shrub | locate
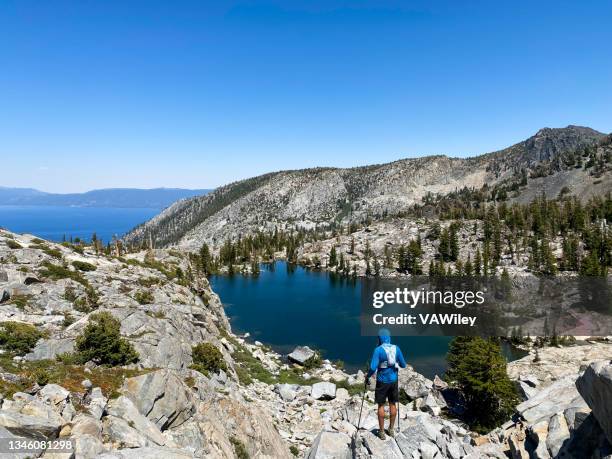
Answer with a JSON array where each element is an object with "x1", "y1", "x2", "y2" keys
[
  {"x1": 75, "y1": 312, "x2": 139, "y2": 366},
  {"x1": 290, "y1": 445, "x2": 299, "y2": 457},
  {"x1": 0, "y1": 322, "x2": 46, "y2": 355},
  {"x1": 303, "y1": 351, "x2": 322, "y2": 370},
  {"x1": 6, "y1": 240, "x2": 22, "y2": 249},
  {"x1": 191, "y1": 342, "x2": 227, "y2": 375},
  {"x1": 39, "y1": 262, "x2": 89, "y2": 286},
  {"x1": 138, "y1": 277, "x2": 160, "y2": 287},
  {"x1": 9, "y1": 294, "x2": 32, "y2": 310},
  {"x1": 229, "y1": 436, "x2": 249, "y2": 459},
  {"x1": 72, "y1": 260, "x2": 96, "y2": 272},
  {"x1": 63, "y1": 285, "x2": 78, "y2": 302},
  {"x1": 43, "y1": 247, "x2": 62, "y2": 259},
  {"x1": 134, "y1": 290, "x2": 154, "y2": 305},
  {"x1": 33, "y1": 368, "x2": 50, "y2": 386},
  {"x1": 62, "y1": 313, "x2": 75, "y2": 327}
]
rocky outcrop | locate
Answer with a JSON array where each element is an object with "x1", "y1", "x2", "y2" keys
[
  {"x1": 576, "y1": 360, "x2": 612, "y2": 444},
  {"x1": 0, "y1": 230, "x2": 287, "y2": 458},
  {"x1": 500, "y1": 346, "x2": 612, "y2": 459}
]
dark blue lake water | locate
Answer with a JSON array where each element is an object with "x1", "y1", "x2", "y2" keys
[
  {"x1": 0, "y1": 205, "x2": 158, "y2": 243},
  {"x1": 212, "y1": 262, "x2": 456, "y2": 378}
]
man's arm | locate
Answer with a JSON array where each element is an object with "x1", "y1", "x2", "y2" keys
[
  {"x1": 396, "y1": 346, "x2": 407, "y2": 368},
  {"x1": 366, "y1": 347, "x2": 380, "y2": 379}
]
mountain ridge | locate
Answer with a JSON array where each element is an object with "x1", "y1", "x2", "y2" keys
[
  {"x1": 0, "y1": 187, "x2": 212, "y2": 209},
  {"x1": 123, "y1": 126, "x2": 610, "y2": 249}
]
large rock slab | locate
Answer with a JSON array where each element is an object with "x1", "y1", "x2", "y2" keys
[
  {"x1": 516, "y1": 374, "x2": 582, "y2": 423},
  {"x1": 306, "y1": 430, "x2": 351, "y2": 459},
  {"x1": 288, "y1": 345, "x2": 316, "y2": 365},
  {"x1": 576, "y1": 359, "x2": 612, "y2": 444},
  {"x1": 121, "y1": 369, "x2": 195, "y2": 430},
  {"x1": 106, "y1": 396, "x2": 166, "y2": 446},
  {"x1": 98, "y1": 447, "x2": 193, "y2": 459},
  {"x1": 0, "y1": 411, "x2": 62, "y2": 439},
  {"x1": 311, "y1": 381, "x2": 336, "y2": 400}
]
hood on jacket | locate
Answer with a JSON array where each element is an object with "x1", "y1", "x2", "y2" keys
[{"x1": 378, "y1": 328, "x2": 391, "y2": 345}]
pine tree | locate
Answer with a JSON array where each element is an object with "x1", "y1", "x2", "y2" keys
[
  {"x1": 474, "y1": 248, "x2": 482, "y2": 276},
  {"x1": 450, "y1": 223, "x2": 460, "y2": 261},
  {"x1": 445, "y1": 337, "x2": 519, "y2": 431},
  {"x1": 329, "y1": 246, "x2": 338, "y2": 267},
  {"x1": 464, "y1": 256, "x2": 473, "y2": 276}
]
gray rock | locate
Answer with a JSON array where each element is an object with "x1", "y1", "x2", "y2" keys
[
  {"x1": 0, "y1": 411, "x2": 62, "y2": 439},
  {"x1": 311, "y1": 382, "x2": 336, "y2": 400},
  {"x1": 516, "y1": 374, "x2": 580, "y2": 423},
  {"x1": 106, "y1": 396, "x2": 166, "y2": 446},
  {"x1": 121, "y1": 369, "x2": 194, "y2": 430},
  {"x1": 24, "y1": 338, "x2": 75, "y2": 361},
  {"x1": 103, "y1": 415, "x2": 151, "y2": 448},
  {"x1": 38, "y1": 384, "x2": 70, "y2": 406},
  {"x1": 508, "y1": 431, "x2": 529, "y2": 459},
  {"x1": 71, "y1": 414, "x2": 103, "y2": 439},
  {"x1": 87, "y1": 387, "x2": 108, "y2": 420},
  {"x1": 306, "y1": 430, "x2": 351, "y2": 459},
  {"x1": 433, "y1": 374, "x2": 448, "y2": 391},
  {"x1": 288, "y1": 346, "x2": 316, "y2": 365},
  {"x1": 360, "y1": 430, "x2": 404, "y2": 458},
  {"x1": 81, "y1": 379, "x2": 93, "y2": 390},
  {"x1": 97, "y1": 447, "x2": 193, "y2": 459},
  {"x1": 546, "y1": 412, "x2": 570, "y2": 457},
  {"x1": 517, "y1": 380, "x2": 539, "y2": 399},
  {"x1": 398, "y1": 366, "x2": 433, "y2": 400},
  {"x1": 276, "y1": 383, "x2": 298, "y2": 402},
  {"x1": 73, "y1": 434, "x2": 106, "y2": 458},
  {"x1": 576, "y1": 359, "x2": 612, "y2": 444}
]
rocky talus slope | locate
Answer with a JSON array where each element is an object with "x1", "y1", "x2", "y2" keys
[
  {"x1": 1, "y1": 230, "x2": 612, "y2": 458},
  {"x1": 123, "y1": 126, "x2": 608, "y2": 250}
]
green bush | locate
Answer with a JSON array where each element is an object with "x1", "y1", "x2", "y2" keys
[
  {"x1": 303, "y1": 351, "x2": 322, "y2": 370},
  {"x1": 6, "y1": 240, "x2": 22, "y2": 249},
  {"x1": 191, "y1": 342, "x2": 227, "y2": 375},
  {"x1": 75, "y1": 312, "x2": 139, "y2": 366},
  {"x1": 72, "y1": 260, "x2": 96, "y2": 272},
  {"x1": 0, "y1": 322, "x2": 46, "y2": 355},
  {"x1": 229, "y1": 436, "x2": 249, "y2": 459},
  {"x1": 134, "y1": 290, "x2": 154, "y2": 305},
  {"x1": 9, "y1": 294, "x2": 32, "y2": 310},
  {"x1": 42, "y1": 247, "x2": 62, "y2": 259},
  {"x1": 39, "y1": 262, "x2": 89, "y2": 286},
  {"x1": 33, "y1": 368, "x2": 50, "y2": 386}
]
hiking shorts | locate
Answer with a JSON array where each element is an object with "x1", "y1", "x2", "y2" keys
[{"x1": 375, "y1": 380, "x2": 399, "y2": 405}]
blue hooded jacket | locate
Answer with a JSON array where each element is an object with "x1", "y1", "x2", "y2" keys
[{"x1": 366, "y1": 329, "x2": 407, "y2": 384}]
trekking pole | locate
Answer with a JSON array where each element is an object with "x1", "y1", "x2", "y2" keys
[
  {"x1": 397, "y1": 398, "x2": 400, "y2": 433},
  {"x1": 356, "y1": 380, "x2": 366, "y2": 431}
]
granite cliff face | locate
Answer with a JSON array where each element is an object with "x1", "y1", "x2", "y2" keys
[{"x1": 124, "y1": 126, "x2": 609, "y2": 250}]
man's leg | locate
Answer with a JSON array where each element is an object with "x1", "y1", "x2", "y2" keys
[
  {"x1": 377, "y1": 403, "x2": 386, "y2": 433},
  {"x1": 388, "y1": 402, "x2": 397, "y2": 432}
]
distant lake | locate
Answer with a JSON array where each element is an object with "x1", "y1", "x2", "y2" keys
[{"x1": 0, "y1": 205, "x2": 158, "y2": 243}]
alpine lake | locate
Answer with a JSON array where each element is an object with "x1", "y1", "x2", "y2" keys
[{"x1": 211, "y1": 262, "x2": 526, "y2": 379}]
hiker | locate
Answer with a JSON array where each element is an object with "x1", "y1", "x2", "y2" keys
[{"x1": 365, "y1": 328, "x2": 407, "y2": 440}]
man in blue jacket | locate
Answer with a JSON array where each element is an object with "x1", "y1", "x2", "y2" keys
[{"x1": 366, "y1": 328, "x2": 407, "y2": 439}]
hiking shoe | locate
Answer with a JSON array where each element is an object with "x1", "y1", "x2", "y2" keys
[
  {"x1": 377, "y1": 430, "x2": 386, "y2": 440},
  {"x1": 387, "y1": 428, "x2": 395, "y2": 438}
]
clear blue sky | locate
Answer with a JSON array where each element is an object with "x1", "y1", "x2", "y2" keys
[{"x1": 1, "y1": 1, "x2": 611, "y2": 192}]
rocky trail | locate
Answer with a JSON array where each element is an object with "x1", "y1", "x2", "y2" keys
[{"x1": 1, "y1": 229, "x2": 611, "y2": 458}]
